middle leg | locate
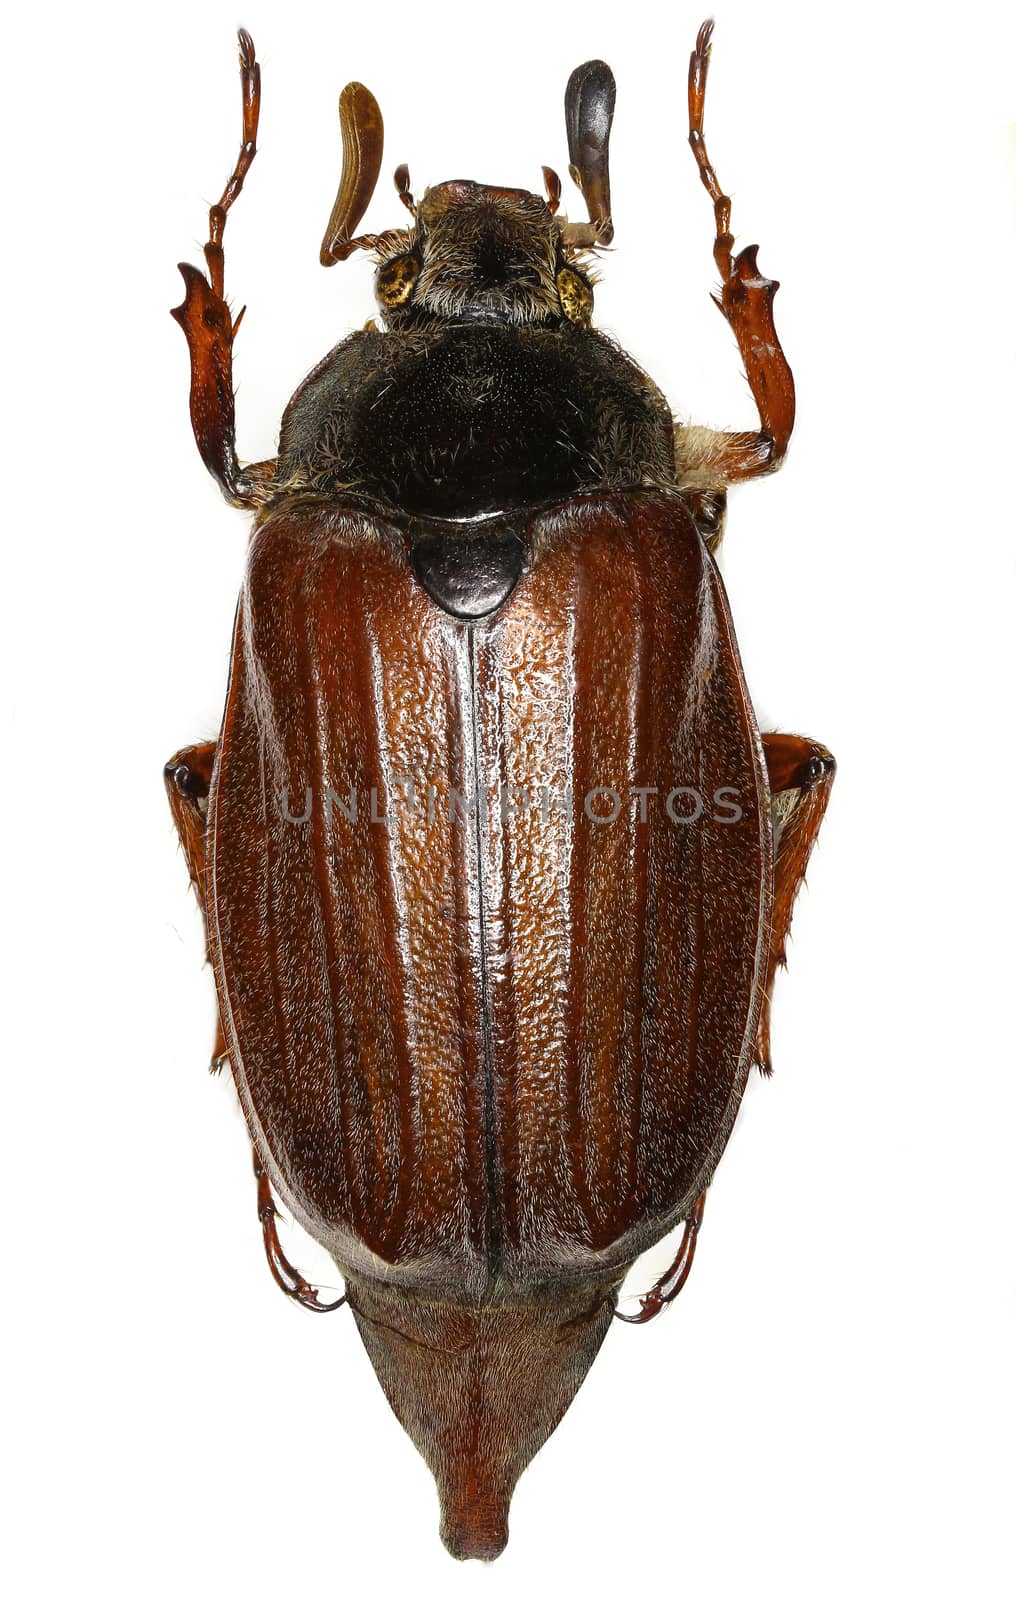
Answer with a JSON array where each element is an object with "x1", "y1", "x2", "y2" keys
[
  {"x1": 164, "y1": 740, "x2": 227, "y2": 1071},
  {"x1": 756, "y1": 732, "x2": 836, "y2": 1076}
]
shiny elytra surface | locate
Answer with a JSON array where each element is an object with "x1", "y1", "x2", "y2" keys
[{"x1": 209, "y1": 491, "x2": 770, "y2": 1299}]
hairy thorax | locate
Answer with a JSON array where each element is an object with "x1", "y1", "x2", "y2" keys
[{"x1": 271, "y1": 323, "x2": 675, "y2": 519}]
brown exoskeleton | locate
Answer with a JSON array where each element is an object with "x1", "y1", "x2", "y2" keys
[{"x1": 167, "y1": 22, "x2": 834, "y2": 1560}]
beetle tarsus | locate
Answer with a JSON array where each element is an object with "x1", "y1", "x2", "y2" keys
[
  {"x1": 255, "y1": 1155, "x2": 346, "y2": 1314},
  {"x1": 614, "y1": 1192, "x2": 707, "y2": 1324},
  {"x1": 204, "y1": 29, "x2": 261, "y2": 296}
]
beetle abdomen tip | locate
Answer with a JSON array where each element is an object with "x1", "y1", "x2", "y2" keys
[
  {"x1": 440, "y1": 1504, "x2": 509, "y2": 1563},
  {"x1": 346, "y1": 1275, "x2": 615, "y2": 1559}
]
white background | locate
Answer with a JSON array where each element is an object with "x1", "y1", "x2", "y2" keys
[{"x1": 4, "y1": 0, "x2": 1014, "y2": 1594}]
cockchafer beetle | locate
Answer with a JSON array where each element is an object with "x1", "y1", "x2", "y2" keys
[{"x1": 167, "y1": 20, "x2": 835, "y2": 1561}]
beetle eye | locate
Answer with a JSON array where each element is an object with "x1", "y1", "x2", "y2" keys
[
  {"x1": 556, "y1": 267, "x2": 593, "y2": 327},
  {"x1": 376, "y1": 253, "x2": 420, "y2": 308}
]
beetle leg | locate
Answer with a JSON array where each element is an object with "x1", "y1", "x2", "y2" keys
[
  {"x1": 684, "y1": 21, "x2": 795, "y2": 487},
  {"x1": 756, "y1": 734, "x2": 836, "y2": 1076},
  {"x1": 614, "y1": 1192, "x2": 706, "y2": 1324},
  {"x1": 672, "y1": 450, "x2": 729, "y2": 551},
  {"x1": 254, "y1": 1153, "x2": 346, "y2": 1313},
  {"x1": 166, "y1": 743, "x2": 343, "y2": 1309},
  {"x1": 171, "y1": 30, "x2": 276, "y2": 509},
  {"x1": 164, "y1": 741, "x2": 228, "y2": 1073},
  {"x1": 164, "y1": 742, "x2": 215, "y2": 902}
]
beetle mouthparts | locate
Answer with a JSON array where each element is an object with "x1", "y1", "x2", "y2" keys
[{"x1": 345, "y1": 1275, "x2": 616, "y2": 1560}]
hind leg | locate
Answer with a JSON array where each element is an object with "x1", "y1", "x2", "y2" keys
[
  {"x1": 617, "y1": 733, "x2": 835, "y2": 1324},
  {"x1": 166, "y1": 742, "x2": 344, "y2": 1312},
  {"x1": 615, "y1": 1191, "x2": 707, "y2": 1324}
]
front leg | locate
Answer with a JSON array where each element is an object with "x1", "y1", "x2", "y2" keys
[
  {"x1": 171, "y1": 30, "x2": 275, "y2": 509},
  {"x1": 678, "y1": 20, "x2": 796, "y2": 510}
]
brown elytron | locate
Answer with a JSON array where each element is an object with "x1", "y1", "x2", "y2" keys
[{"x1": 167, "y1": 22, "x2": 834, "y2": 1560}]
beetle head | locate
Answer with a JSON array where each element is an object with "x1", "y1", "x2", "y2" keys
[
  {"x1": 319, "y1": 63, "x2": 616, "y2": 333},
  {"x1": 374, "y1": 179, "x2": 589, "y2": 329}
]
